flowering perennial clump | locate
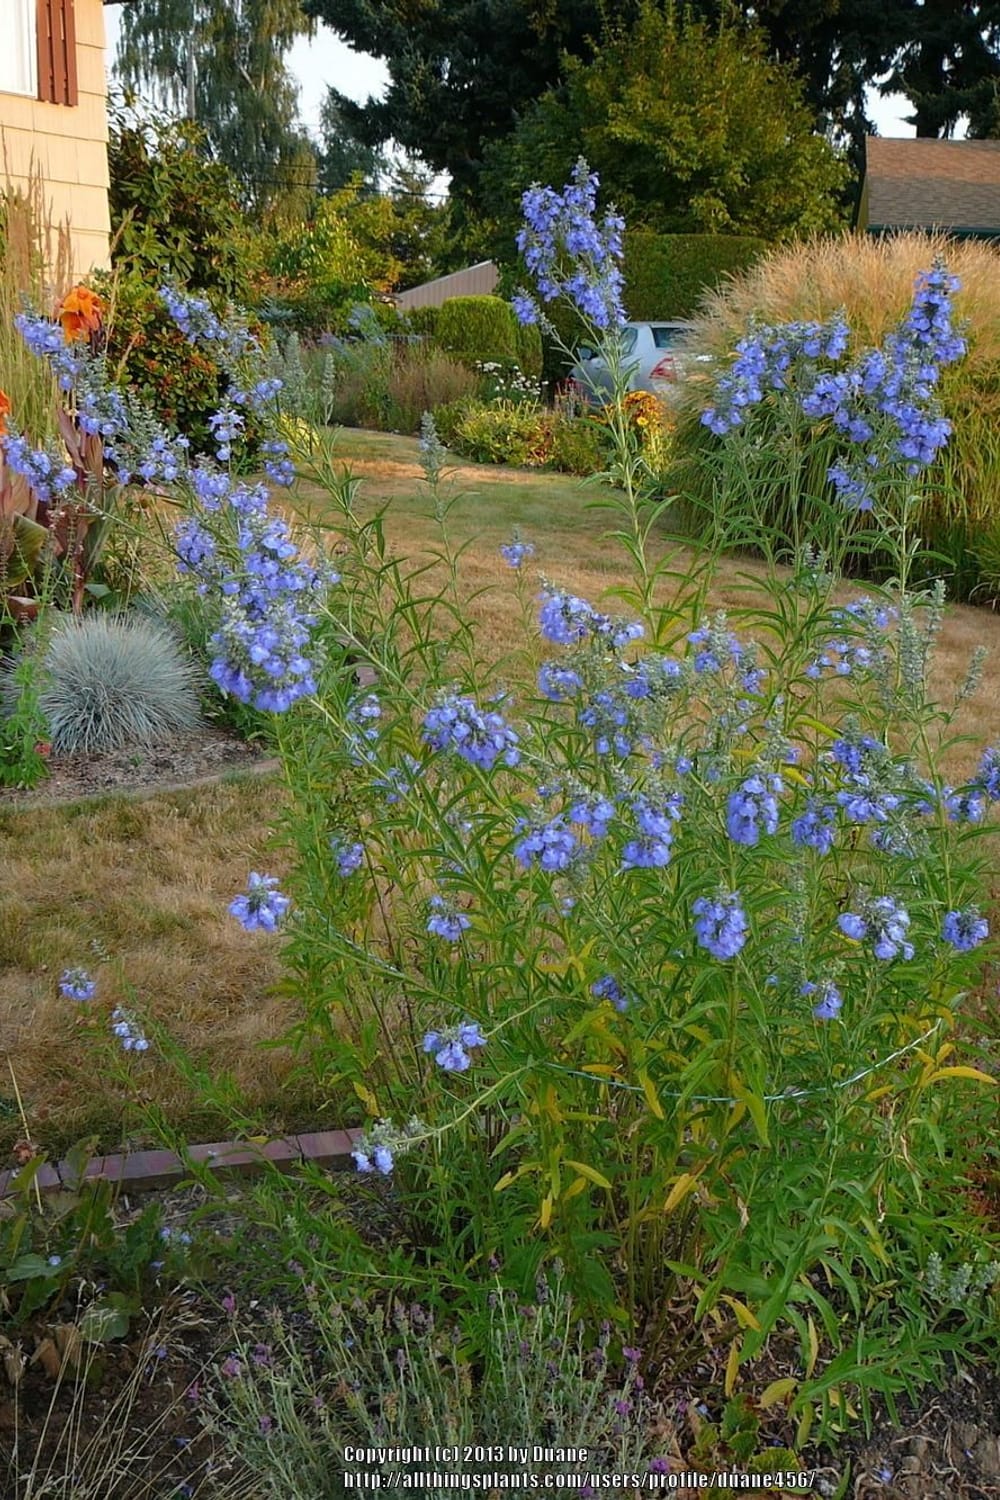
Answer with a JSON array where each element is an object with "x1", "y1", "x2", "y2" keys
[{"x1": 701, "y1": 262, "x2": 967, "y2": 510}]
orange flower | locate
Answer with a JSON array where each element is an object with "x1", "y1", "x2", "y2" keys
[
  {"x1": 0, "y1": 388, "x2": 10, "y2": 435},
  {"x1": 58, "y1": 284, "x2": 103, "y2": 343}
]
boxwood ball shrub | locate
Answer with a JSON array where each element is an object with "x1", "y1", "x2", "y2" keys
[
  {"x1": 25, "y1": 613, "x2": 202, "y2": 754},
  {"x1": 435, "y1": 294, "x2": 543, "y2": 379},
  {"x1": 668, "y1": 231, "x2": 1000, "y2": 601}
]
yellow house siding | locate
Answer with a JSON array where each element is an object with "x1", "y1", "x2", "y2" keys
[{"x1": 0, "y1": 0, "x2": 110, "y2": 279}]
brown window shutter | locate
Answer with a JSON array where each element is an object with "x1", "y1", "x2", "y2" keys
[{"x1": 36, "y1": 0, "x2": 78, "y2": 107}]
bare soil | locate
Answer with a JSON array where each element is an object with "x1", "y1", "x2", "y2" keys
[{"x1": 0, "y1": 728, "x2": 277, "y2": 812}]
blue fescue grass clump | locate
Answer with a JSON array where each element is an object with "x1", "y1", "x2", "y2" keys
[{"x1": 31, "y1": 613, "x2": 202, "y2": 754}]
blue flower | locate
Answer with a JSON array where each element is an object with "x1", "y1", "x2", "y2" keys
[
  {"x1": 693, "y1": 891, "x2": 749, "y2": 960},
  {"x1": 976, "y1": 746, "x2": 1000, "y2": 801},
  {"x1": 791, "y1": 801, "x2": 836, "y2": 855},
  {"x1": 330, "y1": 838, "x2": 364, "y2": 877},
  {"x1": 426, "y1": 895, "x2": 471, "y2": 942},
  {"x1": 110, "y1": 1007, "x2": 150, "y2": 1053},
  {"x1": 516, "y1": 161, "x2": 626, "y2": 329},
  {"x1": 229, "y1": 873, "x2": 291, "y2": 933},
  {"x1": 422, "y1": 1021, "x2": 487, "y2": 1072},
  {"x1": 59, "y1": 967, "x2": 96, "y2": 1002},
  {"x1": 839, "y1": 897, "x2": 914, "y2": 960},
  {"x1": 567, "y1": 795, "x2": 616, "y2": 839},
  {"x1": 538, "y1": 661, "x2": 584, "y2": 701},
  {"x1": 422, "y1": 694, "x2": 521, "y2": 771},
  {"x1": 803, "y1": 979, "x2": 843, "y2": 1021},
  {"x1": 538, "y1": 589, "x2": 598, "y2": 645},
  {"x1": 941, "y1": 908, "x2": 989, "y2": 952},
  {"x1": 514, "y1": 816, "x2": 579, "y2": 872},
  {"x1": 501, "y1": 538, "x2": 535, "y2": 568},
  {"x1": 591, "y1": 974, "x2": 632, "y2": 1012},
  {"x1": 726, "y1": 774, "x2": 781, "y2": 846}
]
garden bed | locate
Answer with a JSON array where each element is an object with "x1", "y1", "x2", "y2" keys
[{"x1": 0, "y1": 727, "x2": 276, "y2": 811}]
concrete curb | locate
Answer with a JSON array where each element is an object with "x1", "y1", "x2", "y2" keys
[{"x1": 0, "y1": 1127, "x2": 365, "y2": 1199}]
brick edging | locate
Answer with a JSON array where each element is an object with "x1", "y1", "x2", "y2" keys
[{"x1": 0, "y1": 1128, "x2": 365, "y2": 1198}]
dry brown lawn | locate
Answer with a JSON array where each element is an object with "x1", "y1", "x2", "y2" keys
[{"x1": 3, "y1": 427, "x2": 1000, "y2": 1155}]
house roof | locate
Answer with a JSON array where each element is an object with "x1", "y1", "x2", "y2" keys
[{"x1": 864, "y1": 136, "x2": 1000, "y2": 234}]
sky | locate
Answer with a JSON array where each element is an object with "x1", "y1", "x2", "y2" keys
[{"x1": 102, "y1": 10, "x2": 942, "y2": 156}]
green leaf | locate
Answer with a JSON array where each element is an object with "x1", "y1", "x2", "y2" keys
[{"x1": 79, "y1": 1294, "x2": 134, "y2": 1343}]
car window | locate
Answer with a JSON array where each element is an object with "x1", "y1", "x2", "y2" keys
[
  {"x1": 651, "y1": 326, "x2": 682, "y2": 349},
  {"x1": 621, "y1": 327, "x2": 639, "y2": 355}
]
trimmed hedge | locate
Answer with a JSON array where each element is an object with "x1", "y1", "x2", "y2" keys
[
  {"x1": 435, "y1": 295, "x2": 543, "y2": 378},
  {"x1": 623, "y1": 231, "x2": 768, "y2": 320},
  {"x1": 499, "y1": 232, "x2": 769, "y2": 387}
]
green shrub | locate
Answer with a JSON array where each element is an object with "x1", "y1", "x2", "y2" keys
[
  {"x1": 432, "y1": 396, "x2": 476, "y2": 448},
  {"x1": 209, "y1": 1271, "x2": 664, "y2": 1495},
  {"x1": 92, "y1": 270, "x2": 239, "y2": 459},
  {"x1": 406, "y1": 304, "x2": 441, "y2": 338},
  {"x1": 623, "y1": 230, "x2": 768, "y2": 320},
  {"x1": 107, "y1": 102, "x2": 252, "y2": 303},
  {"x1": 22, "y1": 613, "x2": 202, "y2": 754},
  {"x1": 549, "y1": 411, "x2": 613, "y2": 475},
  {"x1": 449, "y1": 398, "x2": 552, "y2": 466},
  {"x1": 434, "y1": 292, "x2": 536, "y2": 375}
]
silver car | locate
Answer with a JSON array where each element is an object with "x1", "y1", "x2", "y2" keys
[{"x1": 569, "y1": 321, "x2": 702, "y2": 404}]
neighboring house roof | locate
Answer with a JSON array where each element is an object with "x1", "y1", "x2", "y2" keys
[
  {"x1": 395, "y1": 261, "x2": 500, "y2": 310},
  {"x1": 862, "y1": 136, "x2": 1000, "y2": 237}
]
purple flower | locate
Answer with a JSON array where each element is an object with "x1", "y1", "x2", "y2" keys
[
  {"x1": 229, "y1": 872, "x2": 290, "y2": 933},
  {"x1": 514, "y1": 816, "x2": 579, "y2": 872},
  {"x1": 803, "y1": 979, "x2": 843, "y2": 1021},
  {"x1": 426, "y1": 895, "x2": 471, "y2": 942},
  {"x1": 59, "y1": 967, "x2": 96, "y2": 1002},
  {"x1": 693, "y1": 891, "x2": 749, "y2": 960},
  {"x1": 422, "y1": 694, "x2": 521, "y2": 771},
  {"x1": 501, "y1": 538, "x2": 535, "y2": 568},
  {"x1": 941, "y1": 908, "x2": 989, "y2": 952},
  {"x1": 591, "y1": 974, "x2": 632, "y2": 1012}
]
